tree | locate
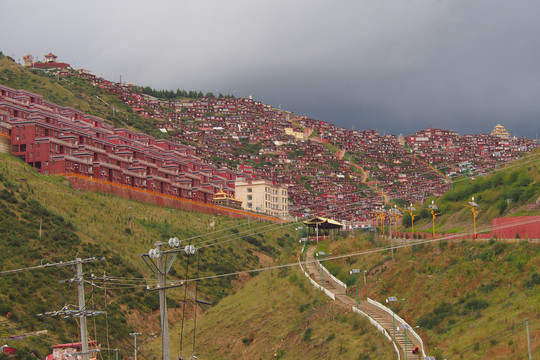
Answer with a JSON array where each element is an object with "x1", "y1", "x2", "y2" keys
[{"x1": 402, "y1": 212, "x2": 412, "y2": 228}]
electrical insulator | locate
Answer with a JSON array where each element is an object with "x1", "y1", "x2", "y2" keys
[
  {"x1": 168, "y1": 237, "x2": 180, "y2": 247},
  {"x1": 184, "y1": 245, "x2": 196, "y2": 255}
]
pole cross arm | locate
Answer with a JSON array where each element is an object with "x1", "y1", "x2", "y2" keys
[
  {"x1": 0, "y1": 257, "x2": 104, "y2": 277},
  {"x1": 146, "y1": 281, "x2": 184, "y2": 292},
  {"x1": 141, "y1": 251, "x2": 179, "y2": 275},
  {"x1": 67, "y1": 349, "x2": 100, "y2": 357}
]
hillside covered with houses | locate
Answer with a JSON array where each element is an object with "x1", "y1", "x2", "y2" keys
[{"x1": 1, "y1": 52, "x2": 538, "y2": 225}]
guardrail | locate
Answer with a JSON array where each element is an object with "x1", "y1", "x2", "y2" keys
[
  {"x1": 318, "y1": 260, "x2": 347, "y2": 289},
  {"x1": 298, "y1": 258, "x2": 335, "y2": 300},
  {"x1": 368, "y1": 298, "x2": 426, "y2": 358},
  {"x1": 352, "y1": 306, "x2": 400, "y2": 360},
  {"x1": 300, "y1": 257, "x2": 404, "y2": 359}
]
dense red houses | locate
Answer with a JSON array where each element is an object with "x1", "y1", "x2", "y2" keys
[
  {"x1": 0, "y1": 84, "x2": 241, "y2": 204},
  {"x1": 3, "y1": 50, "x2": 540, "y2": 224}
]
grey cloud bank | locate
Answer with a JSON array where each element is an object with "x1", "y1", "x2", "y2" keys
[{"x1": 2, "y1": 0, "x2": 539, "y2": 137}]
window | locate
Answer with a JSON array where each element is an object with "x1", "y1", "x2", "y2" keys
[
  {"x1": 247, "y1": 195, "x2": 252, "y2": 201},
  {"x1": 247, "y1": 188, "x2": 252, "y2": 193}
]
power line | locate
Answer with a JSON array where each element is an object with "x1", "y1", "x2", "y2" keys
[
  {"x1": 0, "y1": 257, "x2": 104, "y2": 277},
  {"x1": 173, "y1": 217, "x2": 540, "y2": 284}
]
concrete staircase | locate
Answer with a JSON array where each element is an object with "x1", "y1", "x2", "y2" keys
[{"x1": 303, "y1": 247, "x2": 423, "y2": 360}]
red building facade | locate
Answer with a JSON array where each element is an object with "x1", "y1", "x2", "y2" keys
[{"x1": 0, "y1": 84, "x2": 241, "y2": 204}]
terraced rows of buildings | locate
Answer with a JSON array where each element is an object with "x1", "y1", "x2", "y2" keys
[{"x1": 1, "y1": 53, "x2": 538, "y2": 223}]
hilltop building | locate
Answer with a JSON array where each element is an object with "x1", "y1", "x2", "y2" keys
[
  {"x1": 23, "y1": 52, "x2": 71, "y2": 70},
  {"x1": 491, "y1": 124, "x2": 510, "y2": 138}
]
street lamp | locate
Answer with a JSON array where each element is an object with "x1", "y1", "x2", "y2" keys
[
  {"x1": 390, "y1": 206, "x2": 401, "y2": 259},
  {"x1": 392, "y1": 205, "x2": 401, "y2": 239},
  {"x1": 381, "y1": 209, "x2": 388, "y2": 237},
  {"x1": 386, "y1": 297, "x2": 405, "y2": 343},
  {"x1": 350, "y1": 269, "x2": 361, "y2": 309},
  {"x1": 315, "y1": 251, "x2": 327, "y2": 287},
  {"x1": 428, "y1": 201, "x2": 440, "y2": 238},
  {"x1": 363, "y1": 269, "x2": 367, "y2": 285},
  {"x1": 401, "y1": 324, "x2": 419, "y2": 360},
  {"x1": 299, "y1": 238, "x2": 309, "y2": 271},
  {"x1": 468, "y1": 197, "x2": 480, "y2": 239},
  {"x1": 407, "y1": 204, "x2": 417, "y2": 237}
]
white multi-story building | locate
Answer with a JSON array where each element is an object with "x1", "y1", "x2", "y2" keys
[{"x1": 235, "y1": 179, "x2": 289, "y2": 218}]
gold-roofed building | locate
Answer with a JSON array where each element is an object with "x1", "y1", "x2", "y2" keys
[
  {"x1": 213, "y1": 189, "x2": 242, "y2": 209},
  {"x1": 491, "y1": 124, "x2": 510, "y2": 138}
]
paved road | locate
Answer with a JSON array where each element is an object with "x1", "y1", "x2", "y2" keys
[{"x1": 304, "y1": 247, "x2": 422, "y2": 360}]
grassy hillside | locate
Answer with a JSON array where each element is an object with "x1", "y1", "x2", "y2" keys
[
  {"x1": 316, "y1": 232, "x2": 540, "y2": 359},
  {"x1": 401, "y1": 148, "x2": 540, "y2": 234},
  {"x1": 166, "y1": 268, "x2": 394, "y2": 360},
  {"x1": 0, "y1": 153, "x2": 297, "y2": 358}
]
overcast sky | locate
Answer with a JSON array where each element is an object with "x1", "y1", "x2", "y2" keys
[{"x1": 1, "y1": 0, "x2": 539, "y2": 138}]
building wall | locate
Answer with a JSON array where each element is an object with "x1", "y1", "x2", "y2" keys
[
  {"x1": 491, "y1": 216, "x2": 540, "y2": 239},
  {"x1": 235, "y1": 179, "x2": 289, "y2": 218},
  {"x1": 0, "y1": 134, "x2": 10, "y2": 153},
  {"x1": 67, "y1": 175, "x2": 282, "y2": 222}
]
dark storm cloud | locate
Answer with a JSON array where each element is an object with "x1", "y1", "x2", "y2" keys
[{"x1": 1, "y1": 0, "x2": 539, "y2": 137}]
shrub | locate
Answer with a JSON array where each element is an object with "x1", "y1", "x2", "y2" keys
[
  {"x1": 463, "y1": 298, "x2": 488, "y2": 312},
  {"x1": 0, "y1": 303, "x2": 12, "y2": 316},
  {"x1": 417, "y1": 301, "x2": 454, "y2": 329},
  {"x1": 242, "y1": 336, "x2": 254, "y2": 345},
  {"x1": 303, "y1": 327, "x2": 313, "y2": 342},
  {"x1": 525, "y1": 272, "x2": 540, "y2": 288}
]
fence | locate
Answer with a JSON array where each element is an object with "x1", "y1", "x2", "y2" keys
[
  {"x1": 352, "y1": 306, "x2": 400, "y2": 360},
  {"x1": 318, "y1": 260, "x2": 347, "y2": 289},
  {"x1": 367, "y1": 298, "x2": 426, "y2": 358},
  {"x1": 298, "y1": 258, "x2": 335, "y2": 300}
]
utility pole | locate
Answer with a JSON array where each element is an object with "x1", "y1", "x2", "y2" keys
[
  {"x1": 157, "y1": 243, "x2": 170, "y2": 360},
  {"x1": 1, "y1": 257, "x2": 104, "y2": 360},
  {"x1": 130, "y1": 332, "x2": 142, "y2": 360},
  {"x1": 526, "y1": 318, "x2": 532, "y2": 360},
  {"x1": 76, "y1": 260, "x2": 90, "y2": 360},
  {"x1": 141, "y1": 238, "x2": 200, "y2": 360},
  {"x1": 141, "y1": 238, "x2": 188, "y2": 360}
]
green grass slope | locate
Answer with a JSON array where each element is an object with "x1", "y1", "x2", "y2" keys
[
  {"x1": 321, "y1": 233, "x2": 540, "y2": 359},
  {"x1": 0, "y1": 153, "x2": 297, "y2": 359},
  {"x1": 401, "y1": 148, "x2": 540, "y2": 234},
  {"x1": 152, "y1": 268, "x2": 395, "y2": 360}
]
